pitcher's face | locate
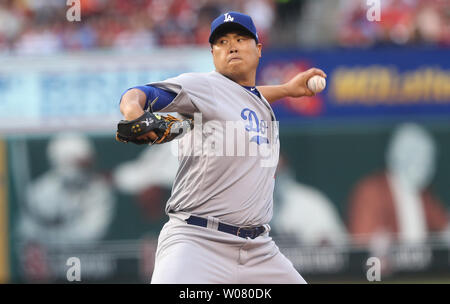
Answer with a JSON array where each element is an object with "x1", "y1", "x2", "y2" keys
[{"x1": 211, "y1": 31, "x2": 262, "y2": 83}]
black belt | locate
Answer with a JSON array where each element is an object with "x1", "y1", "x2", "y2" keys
[{"x1": 185, "y1": 215, "x2": 266, "y2": 239}]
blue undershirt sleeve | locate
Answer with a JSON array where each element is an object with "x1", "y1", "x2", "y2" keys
[{"x1": 119, "y1": 85, "x2": 177, "y2": 112}]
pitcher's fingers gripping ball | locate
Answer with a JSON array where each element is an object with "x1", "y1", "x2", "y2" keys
[
  {"x1": 116, "y1": 112, "x2": 193, "y2": 145},
  {"x1": 307, "y1": 75, "x2": 326, "y2": 93}
]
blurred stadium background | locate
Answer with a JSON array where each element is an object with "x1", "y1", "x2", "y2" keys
[{"x1": 0, "y1": 0, "x2": 450, "y2": 283}]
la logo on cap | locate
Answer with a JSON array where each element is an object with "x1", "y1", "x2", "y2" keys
[{"x1": 224, "y1": 13, "x2": 234, "y2": 22}]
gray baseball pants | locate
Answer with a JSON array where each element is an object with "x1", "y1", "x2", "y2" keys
[{"x1": 150, "y1": 213, "x2": 306, "y2": 284}]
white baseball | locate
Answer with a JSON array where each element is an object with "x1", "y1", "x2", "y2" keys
[{"x1": 307, "y1": 75, "x2": 326, "y2": 93}]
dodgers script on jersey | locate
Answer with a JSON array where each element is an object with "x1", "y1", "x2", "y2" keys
[{"x1": 149, "y1": 71, "x2": 280, "y2": 227}]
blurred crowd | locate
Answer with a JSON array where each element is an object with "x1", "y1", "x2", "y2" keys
[
  {"x1": 0, "y1": 0, "x2": 275, "y2": 54},
  {"x1": 0, "y1": 0, "x2": 449, "y2": 55},
  {"x1": 338, "y1": 0, "x2": 450, "y2": 47},
  {"x1": 298, "y1": 0, "x2": 450, "y2": 48}
]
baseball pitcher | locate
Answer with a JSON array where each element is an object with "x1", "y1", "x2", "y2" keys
[{"x1": 117, "y1": 11, "x2": 327, "y2": 283}]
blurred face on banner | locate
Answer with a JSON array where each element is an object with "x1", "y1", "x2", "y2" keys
[
  {"x1": 386, "y1": 123, "x2": 436, "y2": 190},
  {"x1": 47, "y1": 133, "x2": 94, "y2": 186},
  {"x1": 211, "y1": 27, "x2": 262, "y2": 84}
]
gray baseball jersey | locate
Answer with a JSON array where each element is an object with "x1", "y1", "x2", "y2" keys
[
  {"x1": 148, "y1": 71, "x2": 306, "y2": 284},
  {"x1": 149, "y1": 71, "x2": 280, "y2": 227}
]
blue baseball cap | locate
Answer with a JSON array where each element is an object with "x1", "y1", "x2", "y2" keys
[{"x1": 209, "y1": 12, "x2": 259, "y2": 44}]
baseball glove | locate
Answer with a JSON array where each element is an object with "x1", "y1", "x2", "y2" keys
[{"x1": 116, "y1": 111, "x2": 193, "y2": 145}]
